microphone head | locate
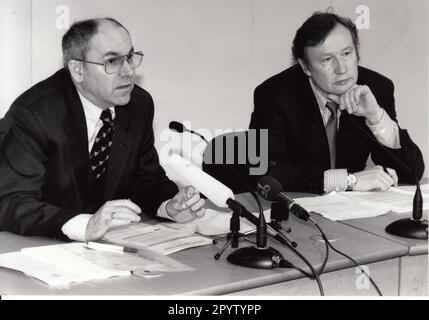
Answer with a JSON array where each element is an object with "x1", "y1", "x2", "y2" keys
[
  {"x1": 169, "y1": 121, "x2": 185, "y2": 133},
  {"x1": 257, "y1": 176, "x2": 283, "y2": 201}
]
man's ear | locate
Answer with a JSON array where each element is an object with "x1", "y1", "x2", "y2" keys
[
  {"x1": 68, "y1": 60, "x2": 84, "y2": 83},
  {"x1": 298, "y1": 58, "x2": 311, "y2": 77}
]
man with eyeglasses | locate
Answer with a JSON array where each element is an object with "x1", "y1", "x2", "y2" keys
[{"x1": 0, "y1": 18, "x2": 205, "y2": 241}]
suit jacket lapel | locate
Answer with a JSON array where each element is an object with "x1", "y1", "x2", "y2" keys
[
  {"x1": 61, "y1": 70, "x2": 90, "y2": 205},
  {"x1": 104, "y1": 106, "x2": 132, "y2": 199}
]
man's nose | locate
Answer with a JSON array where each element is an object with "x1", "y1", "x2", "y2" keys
[
  {"x1": 120, "y1": 59, "x2": 135, "y2": 77},
  {"x1": 334, "y1": 57, "x2": 348, "y2": 74}
]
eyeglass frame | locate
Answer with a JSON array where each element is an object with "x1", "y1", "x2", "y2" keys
[{"x1": 72, "y1": 51, "x2": 144, "y2": 74}]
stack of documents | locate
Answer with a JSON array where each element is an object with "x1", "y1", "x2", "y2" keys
[
  {"x1": 0, "y1": 241, "x2": 194, "y2": 287},
  {"x1": 0, "y1": 243, "x2": 132, "y2": 287},
  {"x1": 294, "y1": 184, "x2": 429, "y2": 221}
]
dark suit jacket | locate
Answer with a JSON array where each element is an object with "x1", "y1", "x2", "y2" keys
[
  {"x1": 0, "y1": 69, "x2": 178, "y2": 240},
  {"x1": 249, "y1": 64, "x2": 424, "y2": 193}
]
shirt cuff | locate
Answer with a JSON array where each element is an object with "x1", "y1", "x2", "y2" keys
[
  {"x1": 156, "y1": 200, "x2": 174, "y2": 221},
  {"x1": 324, "y1": 169, "x2": 348, "y2": 193},
  {"x1": 61, "y1": 214, "x2": 92, "y2": 242},
  {"x1": 366, "y1": 109, "x2": 401, "y2": 149}
]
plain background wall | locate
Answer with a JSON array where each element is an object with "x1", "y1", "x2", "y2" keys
[
  {"x1": 0, "y1": 0, "x2": 428, "y2": 181},
  {"x1": 0, "y1": 0, "x2": 32, "y2": 114}
]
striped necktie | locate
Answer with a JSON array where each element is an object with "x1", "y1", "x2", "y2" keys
[{"x1": 89, "y1": 109, "x2": 115, "y2": 180}]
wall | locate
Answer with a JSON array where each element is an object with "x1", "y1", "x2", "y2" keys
[
  {"x1": 1, "y1": 0, "x2": 427, "y2": 179},
  {"x1": 0, "y1": 0, "x2": 32, "y2": 113}
]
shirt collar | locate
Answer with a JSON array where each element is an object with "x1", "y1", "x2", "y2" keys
[
  {"x1": 77, "y1": 91, "x2": 115, "y2": 141},
  {"x1": 309, "y1": 78, "x2": 330, "y2": 109}
]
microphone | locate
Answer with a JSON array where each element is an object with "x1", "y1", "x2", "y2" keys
[
  {"x1": 169, "y1": 121, "x2": 185, "y2": 133},
  {"x1": 351, "y1": 123, "x2": 427, "y2": 239},
  {"x1": 169, "y1": 121, "x2": 209, "y2": 144},
  {"x1": 167, "y1": 154, "x2": 291, "y2": 248},
  {"x1": 171, "y1": 124, "x2": 298, "y2": 247},
  {"x1": 257, "y1": 176, "x2": 312, "y2": 222},
  {"x1": 169, "y1": 123, "x2": 275, "y2": 230}
]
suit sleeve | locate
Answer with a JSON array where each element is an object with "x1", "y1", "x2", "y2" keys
[
  {"x1": 130, "y1": 93, "x2": 178, "y2": 216},
  {"x1": 250, "y1": 85, "x2": 325, "y2": 193},
  {"x1": 0, "y1": 105, "x2": 78, "y2": 240},
  {"x1": 369, "y1": 80, "x2": 425, "y2": 183}
]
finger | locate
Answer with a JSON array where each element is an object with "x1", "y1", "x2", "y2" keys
[
  {"x1": 109, "y1": 219, "x2": 134, "y2": 228},
  {"x1": 348, "y1": 88, "x2": 359, "y2": 112},
  {"x1": 353, "y1": 85, "x2": 370, "y2": 101},
  {"x1": 373, "y1": 175, "x2": 389, "y2": 191},
  {"x1": 370, "y1": 166, "x2": 391, "y2": 191},
  {"x1": 107, "y1": 200, "x2": 141, "y2": 214},
  {"x1": 343, "y1": 90, "x2": 353, "y2": 114},
  {"x1": 387, "y1": 168, "x2": 399, "y2": 186},
  {"x1": 110, "y1": 205, "x2": 142, "y2": 217},
  {"x1": 379, "y1": 171, "x2": 394, "y2": 188},
  {"x1": 182, "y1": 193, "x2": 201, "y2": 209},
  {"x1": 111, "y1": 210, "x2": 141, "y2": 222},
  {"x1": 354, "y1": 85, "x2": 361, "y2": 106},
  {"x1": 192, "y1": 206, "x2": 205, "y2": 218},
  {"x1": 339, "y1": 93, "x2": 346, "y2": 112},
  {"x1": 190, "y1": 199, "x2": 205, "y2": 212}
]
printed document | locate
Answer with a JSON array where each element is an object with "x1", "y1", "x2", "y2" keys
[
  {"x1": 294, "y1": 184, "x2": 428, "y2": 221},
  {"x1": 103, "y1": 223, "x2": 213, "y2": 255},
  {"x1": 0, "y1": 243, "x2": 133, "y2": 287}
]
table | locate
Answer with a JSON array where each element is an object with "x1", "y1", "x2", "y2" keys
[
  {"x1": 339, "y1": 210, "x2": 428, "y2": 296},
  {"x1": 0, "y1": 193, "x2": 417, "y2": 296}
]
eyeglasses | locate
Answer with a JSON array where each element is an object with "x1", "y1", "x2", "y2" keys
[{"x1": 73, "y1": 51, "x2": 144, "y2": 74}]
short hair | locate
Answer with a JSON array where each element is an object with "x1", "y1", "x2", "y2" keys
[
  {"x1": 61, "y1": 17, "x2": 129, "y2": 70},
  {"x1": 292, "y1": 12, "x2": 360, "y2": 65}
]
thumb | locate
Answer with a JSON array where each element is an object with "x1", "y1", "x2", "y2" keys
[
  {"x1": 184, "y1": 185, "x2": 196, "y2": 198},
  {"x1": 326, "y1": 94, "x2": 340, "y2": 104}
]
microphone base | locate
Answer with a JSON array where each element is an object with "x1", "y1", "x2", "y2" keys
[
  {"x1": 385, "y1": 218, "x2": 428, "y2": 239},
  {"x1": 227, "y1": 246, "x2": 283, "y2": 269}
]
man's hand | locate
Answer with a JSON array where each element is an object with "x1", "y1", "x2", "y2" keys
[
  {"x1": 85, "y1": 199, "x2": 141, "y2": 241},
  {"x1": 328, "y1": 85, "x2": 383, "y2": 125},
  {"x1": 353, "y1": 166, "x2": 398, "y2": 191},
  {"x1": 165, "y1": 186, "x2": 205, "y2": 223}
]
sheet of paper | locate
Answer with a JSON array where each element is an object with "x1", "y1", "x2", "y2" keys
[
  {"x1": 294, "y1": 192, "x2": 392, "y2": 220},
  {"x1": 103, "y1": 223, "x2": 212, "y2": 256},
  {"x1": 0, "y1": 251, "x2": 84, "y2": 288},
  {"x1": 339, "y1": 184, "x2": 429, "y2": 214}
]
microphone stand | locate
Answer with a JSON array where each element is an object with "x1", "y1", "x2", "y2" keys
[
  {"x1": 385, "y1": 181, "x2": 428, "y2": 239},
  {"x1": 213, "y1": 204, "x2": 254, "y2": 260},
  {"x1": 226, "y1": 206, "x2": 284, "y2": 269},
  {"x1": 351, "y1": 123, "x2": 427, "y2": 239}
]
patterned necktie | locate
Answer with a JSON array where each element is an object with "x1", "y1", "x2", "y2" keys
[
  {"x1": 325, "y1": 102, "x2": 339, "y2": 169},
  {"x1": 89, "y1": 109, "x2": 115, "y2": 180}
]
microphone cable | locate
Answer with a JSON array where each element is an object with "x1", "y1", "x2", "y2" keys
[
  {"x1": 242, "y1": 179, "x2": 327, "y2": 294},
  {"x1": 309, "y1": 215, "x2": 383, "y2": 296},
  {"x1": 276, "y1": 235, "x2": 325, "y2": 296}
]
